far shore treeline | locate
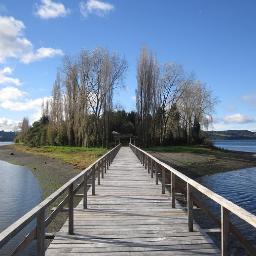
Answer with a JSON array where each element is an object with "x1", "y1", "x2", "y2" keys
[{"x1": 16, "y1": 47, "x2": 217, "y2": 148}]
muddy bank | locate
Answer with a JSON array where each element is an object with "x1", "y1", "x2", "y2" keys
[
  {"x1": 151, "y1": 149, "x2": 256, "y2": 178},
  {"x1": 0, "y1": 145, "x2": 81, "y2": 197},
  {"x1": 0, "y1": 145, "x2": 82, "y2": 233}
]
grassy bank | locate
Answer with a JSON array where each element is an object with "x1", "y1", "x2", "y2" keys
[
  {"x1": 0, "y1": 144, "x2": 107, "y2": 233},
  {"x1": 146, "y1": 145, "x2": 256, "y2": 178},
  {"x1": 13, "y1": 144, "x2": 107, "y2": 170}
]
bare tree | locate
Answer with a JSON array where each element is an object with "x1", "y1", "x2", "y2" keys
[
  {"x1": 82, "y1": 48, "x2": 127, "y2": 147},
  {"x1": 19, "y1": 117, "x2": 29, "y2": 141},
  {"x1": 63, "y1": 58, "x2": 79, "y2": 146},
  {"x1": 177, "y1": 80, "x2": 216, "y2": 143},
  {"x1": 136, "y1": 47, "x2": 159, "y2": 147},
  {"x1": 157, "y1": 63, "x2": 185, "y2": 144},
  {"x1": 41, "y1": 48, "x2": 127, "y2": 147}
]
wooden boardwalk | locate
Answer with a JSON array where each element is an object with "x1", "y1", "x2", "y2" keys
[{"x1": 46, "y1": 147, "x2": 219, "y2": 255}]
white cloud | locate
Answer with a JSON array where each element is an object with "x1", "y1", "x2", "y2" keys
[
  {"x1": 0, "y1": 89, "x2": 50, "y2": 130},
  {"x1": 223, "y1": 113, "x2": 255, "y2": 124},
  {"x1": 0, "y1": 86, "x2": 25, "y2": 101},
  {"x1": 36, "y1": 0, "x2": 70, "y2": 19},
  {"x1": 212, "y1": 122, "x2": 256, "y2": 131},
  {"x1": 21, "y1": 47, "x2": 63, "y2": 64},
  {"x1": 0, "y1": 16, "x2": 64, "y2": 63},
  {"x1": 211, "y1": 114, "x2": 256, "y2": 131},
  {"x1": 0, "y1": 67, "x2": 22, "y2": 86},
  {"x1": 0, "y1": 97, "x2": 48, "y2": 111},
  {"x1": 0, "y1": 16, "x2": 31, "y2": 63},
  {"x1": 80, "y1": 0, "x2": 114, "y2": 17},
  {"x1": 0, "y1": 85, "x2": 48, "y2": 122},
  {"x1": 31, "y1": 108, "x2": 44, "y2": 123},
  {"x1": 0, "y1": 117, "x2": 19, "y2": 131},
  {"x1": 131, "y1": 95, "x2": 136, "y2": 101}
]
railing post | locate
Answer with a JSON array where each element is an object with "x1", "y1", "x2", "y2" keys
[
  {"x1": 187, "y1": 183, "x2": 193, "y2": 232},
  {"x1": 92, "y1": 166, "x2": 96, "y2": 196},
  {"x1": 107, "y1": 156, "x2": 110, "y2": 169},
  {"x1": 145, "y1": 156, "x2": 147, "y2": 169},
  {"x1": 97, "y1": 163, "x2": 101, "y2": 185},
  {"x1": 83, "y1": 173, "x2": 87, "y2": 209},
  {"x1": 151, "y1": 160, "x2": 154, "y2": 178},
  {"x1": 155, "y1": 162, "x2": 158, "y2": 185},
  {"x1": 68, "y1": 183, "x2": 74, "y2": 235},
  {"x1": 161, "y1": 167, "x2": 165, "y2": 194},
  {"x1": 101, "y1": 160, "x2": 104, "y2": 179},
  {"x1": 104, "y1": 158, "x2": 107, "y2": 173},
  {"x1": 171, "y1": 172, "x2": 176, "y2": 208},
  {"x1": 36, "y1": 209, "x2": 45, "y2": 256},
  {"x1": 221, "y1": 206, "x2": 230, "y2": 256},
  {"x1": 110, "y1": 152, "x2": 112, "y2": 164},
  {"x1": 147, "y1": 157, "x2": 150, "y2": 173}
]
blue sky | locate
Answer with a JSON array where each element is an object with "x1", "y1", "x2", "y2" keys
[{"x1": 0, "y1": 0, "x2": 256, "y2": 131}]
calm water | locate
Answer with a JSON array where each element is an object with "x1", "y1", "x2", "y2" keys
[
  {"x1": 214, "y1": 139, "x2": 256, "y2": 153},
  {"x1": 0, "y1": 141, "x2": 14, "y2": 146},
  {"x1": 199, "y1": 168, "x2": 256, "y2": 252},
  {"x1": 199, "y1": 139, "x2": 256, "y2": 253},
  {"x1": 0, "y1": 160, "x2": 42, "y2": 255}
]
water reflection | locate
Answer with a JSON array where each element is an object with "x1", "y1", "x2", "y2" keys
[
  {"x1": 0, "y1": 160, "x2": 42, "y2": 255},
  {"x1": 198, "y1": 167, "x2": 256, "y2": 253}
]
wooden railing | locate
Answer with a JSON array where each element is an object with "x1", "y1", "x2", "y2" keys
[
  {"x1": 0, "y1": 144, "x2": 121, "y2": 256},
  {"x1": 129, "y1": 143, "x2": 256, "y2": 256}
]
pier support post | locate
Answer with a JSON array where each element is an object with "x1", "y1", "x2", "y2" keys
[
  {"x1": 36, "y1": 209, "x2": 45, "y2": 256},
  {"x1": 187, "y1": 183, "x2": 193, "y2": 232},
  {"x1": 101, "y1": 160, "x2": 104, "y2": 178},
  {"x1": 151, "y1": 160, "x2": 154, "y2": 178},
  {"x1": 171, "y1": 173, "x2": 176, "y2": 208},
  {"x1": 68, "y1": 184, "x2": 74, "y2": 235},
  {"x1": 221, "y1": 207, "x2": 230, "y2": 256},
  {"x1": 155, "y1": 162, "x2": 158, "y2": 185},
  {"x1": 97, "y1": 163, "x2": 101, "y2": 185},
  {"x1": 83, "y1": 173, "x2": 87, "y2": 209},
  {"x1": 92, "y1": 167, "x2": 96, "y2": 195},
  {"x1": 161, "y1": 167, "x2": 165, "y2": 194}
]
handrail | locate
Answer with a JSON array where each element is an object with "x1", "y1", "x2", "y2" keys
[
  {"x1": 0, "y1": 144, "x2": 121, "y2": 256},
  {"x1": 129, "y1": 143, "x2": 256, "y2": 256}
]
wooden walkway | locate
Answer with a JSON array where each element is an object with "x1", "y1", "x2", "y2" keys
[{"x1": 46, "y1": 147, "x2": 219, "y2": 255}]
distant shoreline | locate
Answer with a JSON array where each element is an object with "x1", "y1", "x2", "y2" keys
[
  {"x1": 205, "y1": 129, "x2": 256, "y2": 141},
  {"x1": 213, "y1": 138, "x2": 256, "y2": 140}
]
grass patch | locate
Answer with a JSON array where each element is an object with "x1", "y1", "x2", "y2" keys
[{"x1": 13, "y1": 144, "x2": 107, "y2": 169}]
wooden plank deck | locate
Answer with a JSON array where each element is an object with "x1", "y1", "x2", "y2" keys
[{"x1": 46, "y1": 147, "x2": 219, "y2": 255}]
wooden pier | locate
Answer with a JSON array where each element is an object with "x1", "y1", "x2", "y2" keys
[
  {"x1": 45, "y1": 147, "x2": 219, "y2": 255},
  {"x1": 0, "y1": 144, "x2": 256, "y2": 256}
]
